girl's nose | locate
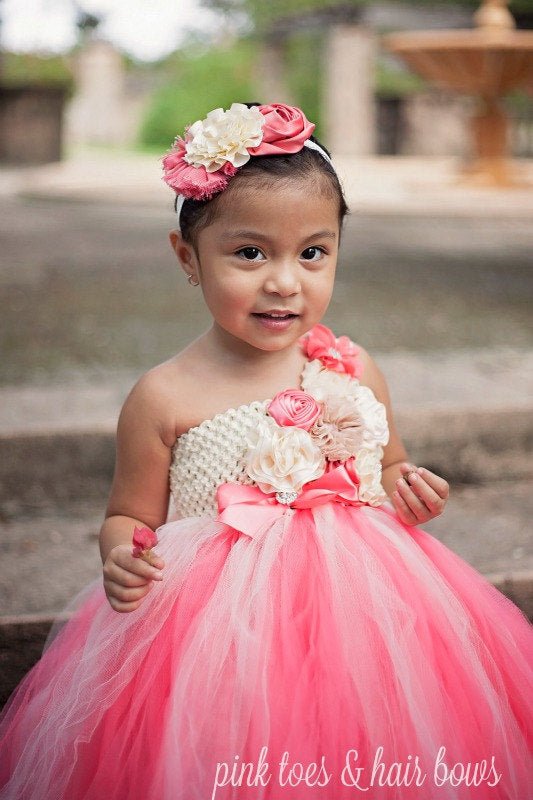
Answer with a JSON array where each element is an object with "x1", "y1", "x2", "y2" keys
[{"x1": 263, "y1": 260, "x2": 301, "y2": 296}]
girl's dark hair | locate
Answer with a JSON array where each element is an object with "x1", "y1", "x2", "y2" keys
[{"x1": 176, "y1": 104, "x2": 348, "y2": 246}]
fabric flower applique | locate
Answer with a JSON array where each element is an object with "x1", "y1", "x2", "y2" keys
[
  {"x1": 162, "y1": 137, "x2": 235, "y2": 201},
  {"x1": 184, "y1": 104, "x2": 264, "y2": 172},
  {"x1": 238, "y1": 327, "x2": 387, "y2": 510},
  {"x1": 310, "y1": 394, "x2": 364, "y2": 462},
  {"x1": 267, "y1": 388, "x2": 321, "y2": 431},
  {"x1": 300, "y1": 357, "x2": 360, "y2": 403},
  {"x1": 243, "y1": 385, "x2": 364, "y2": 504},
  {"x1": 132, "y1": 526, "x2": 159, "y2": 565},
  {"x1": 300, "y1": 324, "x2": 363, "y2": 378},
  {"x1": 244, "y1": 417, "x2": 325, "y2": 498},
  {"x1": 162, "y1": 102, "x2": 315, "y2": 201},
  {"x1": 248, "y1": 103, "x2": 315, "y2": 157},
  {"x1": 353, "y1": 448, "x2": 387, "y2": 506},
  {"x1": 356, "y1": 386, "x2": 389, "y2": 449}
]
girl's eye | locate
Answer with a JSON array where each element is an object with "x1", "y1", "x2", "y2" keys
[
  {"x1": 236, "y1": 247, "x2": 265, "y2": 262},
  {"x1": 301, "y1": 247, "x2": 325, "y2": 262}
]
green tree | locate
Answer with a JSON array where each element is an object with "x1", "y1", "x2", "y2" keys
[
  {"x1": 139, "y1": 39, "x2": 256, "y2": 149},
  {"x1": 0, "y1": 52, "x2": 74, "y2": 90},
  {"x1": 201, "y1": 0, "x2": 532, "y2": 30}
]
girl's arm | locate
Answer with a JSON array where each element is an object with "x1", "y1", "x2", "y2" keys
[
  {"x1": 99, "y1": 370, "x2": 175, "y2": 612},
  {"x1": 359, "y1": 350, "x2": 449, "y2": 526}
]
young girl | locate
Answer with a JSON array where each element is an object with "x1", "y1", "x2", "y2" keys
[{"x1": 0, "y1": 102, "x2": 531, "y2": 800}]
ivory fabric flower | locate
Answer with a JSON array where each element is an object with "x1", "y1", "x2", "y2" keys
[
  {"x1": 245, "y1": 418, "x2": 325, "y2": 494},
  {"x1": 355, "y1": 386, "x2": 390, "y2": 449},
  {"x1": 354, "y1": 448, "x2": 387, "y2": 506},
  {"x1": 301, "y1": 358, "x2": 360, "y2": 403},
  {"x1": 301, "y1": 324, "x2": 363, "y2": 378},
  {"x1": 184, "y1": 103, "x2": 264, "y2": 172},
  {"x1": 267, "y1": 389, "x2": 321, "y2": 432},
  {"x1": 310, "y1": 395, "x2": 363, "y2": 462}
]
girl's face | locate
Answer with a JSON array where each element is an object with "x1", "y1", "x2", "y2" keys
[{"x1": 172, "y1": 177, "x2": 340, "y2": 354}]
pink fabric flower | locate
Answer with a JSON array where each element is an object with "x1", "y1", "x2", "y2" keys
[
  {"x1": 132, "y1": 526, "x2": 159, "y2": 562},
  {"x1": 162, "y1": 103, "x2": 316, "y2": 199},
  {"x1": 162, "y1": 136, "x2": 235, "y2": 200},
  {"x1": 249, "y1": 104, "x2": 315, "y2": 157},
  {"x1": 268, "y1": 389, "x2": 322, "y2": 431},
  {"x1": 300, "y1": 324, "x2": 363, "y2": 378}
]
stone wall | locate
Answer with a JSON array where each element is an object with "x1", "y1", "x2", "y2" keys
[
  {"x1": 399, "y1": 89, "x2": 472, "y2": 157},
  {"x1": 377, "y1": 90, "x2": 533, "y2": 158},
  {"x1": 65, "y1": 40, "x2": 152, "y2": 147},
  {"x1": 0, "y1": 86, "x2": 67, "y2": 164}
]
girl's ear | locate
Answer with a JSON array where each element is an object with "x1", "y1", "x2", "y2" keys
[{"x1": 169, "y1": 229, "x2": 200, "y2": 283}]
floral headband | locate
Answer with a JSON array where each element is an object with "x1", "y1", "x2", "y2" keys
[{"x1": 161, "y1": 102, "x2": 334, "y2": 226}]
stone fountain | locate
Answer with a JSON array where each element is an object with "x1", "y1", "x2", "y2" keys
[{"x1": 385, "y1": 0, "x2": 533, "y2": 186}]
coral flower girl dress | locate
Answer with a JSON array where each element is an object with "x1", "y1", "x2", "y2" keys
[{"x1": 0, "y1": 324, "x2": 531, "y2": 800}]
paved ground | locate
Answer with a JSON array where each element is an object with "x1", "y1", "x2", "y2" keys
[
  {"x1": 1, "y1": 196, "x2": 533, "y2": 385},
  {"x1": 2, "y1": 149, "x2": 533, "y2": 217},
  {"x1": 1, "y1": 150, "x2": 532, "y2": 619}
]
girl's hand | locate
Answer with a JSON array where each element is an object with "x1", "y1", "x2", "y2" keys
[
  {"x1": 103, "y1": 543, "x2": 165, "y2": 613},
  {"x1": 392, "y1": 463, "x2": 449, "y2": 526}
]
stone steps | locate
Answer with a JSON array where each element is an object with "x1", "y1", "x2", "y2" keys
[
  {"x1": 1, "y1": 405, "x2": 531, "y2": 519},
  {"x1": 1, "y1": 349, "x2": 532, "y2": 707}
]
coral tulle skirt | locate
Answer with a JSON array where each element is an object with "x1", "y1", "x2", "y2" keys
[{"x1": 1, "y1": 503, "x2": 532, "y2": 799}]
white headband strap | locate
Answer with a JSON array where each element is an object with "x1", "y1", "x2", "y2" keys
[
  {"x1": 303, "y1": 138, "x2": 334, "y2": 166},
  {"x1": 175, "y1": 194, "x2": 186, "y2": 226},
  {"x1": 175, "y1": 139, "x2": 334, "y2": 228}
]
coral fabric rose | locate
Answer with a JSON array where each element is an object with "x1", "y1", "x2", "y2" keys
[
  {"x1": 132, "y1": 526, "x2": 159, "y2": 564},
  {"x1": 267, "y1": 389, "x2": 321, "y2": 432},
  {"x1": 249, "y1": 104, "x2": 315, "y2": 156},
  {"x1": 301, "y1": 324, "x2": 363, "y2": 378},
  {"x1": 245, "y1": 419, "x2": 325, "y2": 494},
  {"x1": 162, "y1": 137, "x2": 232, "y2": 200}
]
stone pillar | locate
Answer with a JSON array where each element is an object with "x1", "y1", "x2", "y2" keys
[
  {"x1": 254, "y1": 40, "x2": 293, "y2": 106},
  {"x1": 324, "y1": 25, "x2": 376, "y2": 156},
  {"x1": 66, "y1": 41, "x2": 126, "y2": 145}
]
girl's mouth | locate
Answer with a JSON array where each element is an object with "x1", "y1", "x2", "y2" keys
[
  {"x1": 252, "y1": 312, "x2": 299, "y2": 330},
  {"x1": 252, "y1": 312, "x2": 298, "y2": 319}
]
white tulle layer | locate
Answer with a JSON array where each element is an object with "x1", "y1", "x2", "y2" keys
[{"x1": 1, "y1": 503, "x2": 532, "y2": 799}]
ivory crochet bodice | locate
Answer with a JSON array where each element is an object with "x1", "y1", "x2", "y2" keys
[{"x1": 169, "y1": 348, "x2": 390, "y2": 519}]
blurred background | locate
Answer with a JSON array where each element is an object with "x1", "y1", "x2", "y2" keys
[
  {"x1": 1, "y1": 0, "x2": 533, "y2": 378},
  {"x1": 0, "y1": 0, "x2": 532, "y2": 702},
  {"x1": 1, "y1": 0, "x2": 533, "y2": 164}
]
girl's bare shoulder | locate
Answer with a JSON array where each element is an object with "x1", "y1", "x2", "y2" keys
[{"x1": 120, "y1": 341, "x2": 215, "y2": 446}]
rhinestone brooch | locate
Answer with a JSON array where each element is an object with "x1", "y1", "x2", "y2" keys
[
  {"x1": 275, "y1": 490, "x2": 298, "y2": 505},
  {"x1": 328, "y1": 347, "x2": 341, "y2": 359}
]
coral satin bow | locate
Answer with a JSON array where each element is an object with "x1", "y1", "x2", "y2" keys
[{"x1": 216, "y1": 458, "x2": 361, "y2": 538}]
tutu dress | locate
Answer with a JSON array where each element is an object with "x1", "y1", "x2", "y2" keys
[{"x1": 1, "y1": 325, "x2": 532, "y2": 800}]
